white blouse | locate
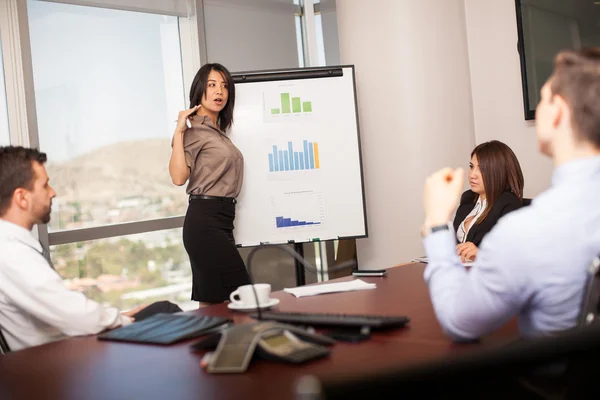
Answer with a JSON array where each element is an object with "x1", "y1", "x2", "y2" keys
[{"x1": 456, "y1": 196, "x2": 487, "y2": 243}]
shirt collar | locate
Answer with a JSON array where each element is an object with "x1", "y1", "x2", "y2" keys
[
  {"x1": 190, "y1": 114, "x2": 221, "y2": 133},
  {"x1": 0, "y1": 219, "x2": 43, "y2": 253},
  {"x1": 475, "y1": 195, "x2": 486, "y2": 209},
  {"x1": 552, "y1": 155, "x2": 600, "y2": 187}
]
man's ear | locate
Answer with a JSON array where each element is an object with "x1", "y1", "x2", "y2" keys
[
  {"x1": 552, "y1": 94, "x2": 567, "y2": 130},
  {"x1": 12, "y1": 188, "x2": 29, "y2": 210}
]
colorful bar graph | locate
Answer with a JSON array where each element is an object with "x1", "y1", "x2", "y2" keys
[
  {"x1": 274, "y1": 93, "x2": 312, "y2": 114},
  {"x1": 276, "y1": 216, "x2": 321, "y2": 228},
  {"x1": 268, "y1": 141, "x2": 321, "y2": 173}
]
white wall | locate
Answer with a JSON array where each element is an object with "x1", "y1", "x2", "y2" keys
[
  {"x1": 464, "y1": 0, "x2": 553, "y2": 198},
  {"x1": 336, "y1": 0, "x2": 476, "y2": 269},
  {"x1": 203, "y1": 0, "x2": 298, "y2": 72}
]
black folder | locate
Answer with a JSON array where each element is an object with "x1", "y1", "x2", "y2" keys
[{"x1": 97, "y1": 313, "x2": 231, "y2": 345}]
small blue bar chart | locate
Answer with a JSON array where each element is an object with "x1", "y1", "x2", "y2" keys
[
  {"x1": 268, "y1": 140, "x2": 320, "y2": 172},
  {"x1": 275, "y1": 216, "x2": 321, "y2": 228},
  {"x1": 271, "y1": 191, "x2": 325, "y2": 230}
]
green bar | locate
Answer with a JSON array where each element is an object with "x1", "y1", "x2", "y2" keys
[
  {"x1": 281, "y1": 93, "x2": 291, "y2": 114},
  {"x1": 271, "y1": 108, "x2": 280, "y2": 114},
  {"x1": 302, "y1": 101, "x2": 312, "y2": 112},
  {"x1": 292, "y1": 97, "x2": 301, "y2": 113}
]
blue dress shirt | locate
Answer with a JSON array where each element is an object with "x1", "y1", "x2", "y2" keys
[{"x1": 423, "y1": 156, "x2": 600, "y2": 341}]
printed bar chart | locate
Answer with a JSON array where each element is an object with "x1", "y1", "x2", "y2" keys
[
  {"x1": 271, "y1": 191, "x2": 325, "y2": 230},
  {"x1": 268, "y1": 140, "x2": 321, "y2": 172},
  {"x1": 276, "y1": 216, "x2": 320, "y2": 228},
  {"x1": 268, "y1": 92, "x2": 312, "y2": 116}
]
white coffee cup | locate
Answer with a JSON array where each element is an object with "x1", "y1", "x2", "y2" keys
[{"x1": 229, "y1": 283, "x2": 272, "y2": 307}]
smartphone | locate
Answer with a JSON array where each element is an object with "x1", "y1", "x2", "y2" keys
[{"x1": 352, "y1": 269, "x2": 387, "y2": 277}]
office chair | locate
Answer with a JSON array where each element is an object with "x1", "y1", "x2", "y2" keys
[
  {"x1": 297, "y1": 322, "x2": 600, "y2": 399},
  {"x1": 0, "y1": 327, "x2": 10, "y2": 354},
  {"x1": 577, "y1": 256, "x2": 600, "y2": 328}
]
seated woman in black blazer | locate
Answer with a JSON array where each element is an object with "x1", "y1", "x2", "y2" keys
[{"x1": 454, "y1": 140, "x2": 524, "y2": 262}]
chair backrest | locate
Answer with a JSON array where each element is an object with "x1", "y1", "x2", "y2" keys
[
  {"x1": 578, "y1": 256, "x2": 600, "y2": 328},
  {"x1": 0, "y1": 327, "x2": 10, "y2": 354}
]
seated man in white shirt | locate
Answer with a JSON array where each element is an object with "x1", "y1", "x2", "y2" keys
[
  {"x1": 421, "y1": 47, "x2": 600, "y2": 341},
  {"x1": 0, "y1": 146, "x2": 179, "y2": 351}
]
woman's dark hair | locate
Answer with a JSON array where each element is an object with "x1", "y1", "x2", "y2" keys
[
  {"x1": 471, "y1": 140, "x2": 524, "y2": 223},
  {"x1": 0, "y1": 146, "x2": 47, "y2": 216},
  {"x1": 189, "y1": 63, "x2": 236, "y2": 132}
]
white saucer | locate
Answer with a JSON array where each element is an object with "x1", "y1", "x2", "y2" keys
[{"x1": 227, "y1": 298, "x2": 280, "y2": 312}]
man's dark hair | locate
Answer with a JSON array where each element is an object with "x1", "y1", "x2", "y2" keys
[
  {"x1": 189, "y1": 63, "x2": 236, "y2": 132},
  {"x1": 0, "y1": 146, "x2": 47, "y2": 216},
  {"x1": 550, "y1": 47, "x2": 600, "y2": 148}
]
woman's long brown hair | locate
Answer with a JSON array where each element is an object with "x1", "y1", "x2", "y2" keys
[{"x1": 472, "y1": 140, "x2": 524, "y2": 223}]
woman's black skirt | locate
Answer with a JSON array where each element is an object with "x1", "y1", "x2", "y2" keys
[{"x1": 183, "y1": 197, "x2": 250, "y2": 303}]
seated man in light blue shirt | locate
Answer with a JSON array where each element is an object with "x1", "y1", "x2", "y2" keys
[{"x1": 421, "y1": 47, "x2": 600, "y2": 341}]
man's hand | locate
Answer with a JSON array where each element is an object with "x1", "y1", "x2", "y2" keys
[
  {"x1": 456, "y1": 242, "x2": 479, "y2": 262},
  {"x1": 121, "y1": 304, "x2": 147, "y2": 322},
  {"x1": 423, "y1": 167, "x2": 464, "y2": 231}
]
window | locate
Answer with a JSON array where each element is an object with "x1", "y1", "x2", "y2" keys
[
  {"x1": 27, "y1": 0, "x2": 186, "y2": 232},
  {"x1": 295, "y1": 14, "x2": 305, "y2": 67},
  {"x1": 314, "y1": 13, "x2": 327, "y2": 66},
  {"x1": 314, "y1": 0, "x2": 340, "y2": 66},
  {"x1": 51, "y1": 228, "x2": 195, "y2": 310},
  {"x1": 0, "y1": 39, "x2": 9, "y2": 145}
]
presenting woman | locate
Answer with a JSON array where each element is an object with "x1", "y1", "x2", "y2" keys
[
  {"x1": 454, "y1": 140, "x2": 524, "y2": 262},
  {"x1": 169, "y1": 63, "x2": 250, "y2": 305}
]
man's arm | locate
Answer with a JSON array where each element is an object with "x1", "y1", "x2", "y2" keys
[
  {"x1": 421, "y1": 168, "x2": 526, "y2": 341},
  {"x1": 424, "y1": 227, "x2": 525, "y2": 341},
  {"x1": 0, "y1": 247, "x2": 131, "y2": 336}
]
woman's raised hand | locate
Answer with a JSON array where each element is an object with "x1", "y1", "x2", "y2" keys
[{"x1": 175, "y1": 105, "x2": 200, "y2": 134}]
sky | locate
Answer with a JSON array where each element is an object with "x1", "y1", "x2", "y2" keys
[{"x1": 27, "y1": 0, "x2": 185, "y2": 162}]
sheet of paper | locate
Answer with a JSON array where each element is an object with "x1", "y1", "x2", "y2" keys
[{"x1": 284, "y1": 279, "x2": 376, "y2": 298}]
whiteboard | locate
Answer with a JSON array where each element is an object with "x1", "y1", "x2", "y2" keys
[{"x1": 229, "y1": 66, "x2": 367, "y2": 246}]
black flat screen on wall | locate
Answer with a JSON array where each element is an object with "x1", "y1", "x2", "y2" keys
[{"x1": 515, "y1": 0, "x2": 600, "y2": 120}]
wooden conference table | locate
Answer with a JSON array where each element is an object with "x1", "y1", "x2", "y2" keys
[{"x1": 0, "y1": 263, "x2": 518, "y2": 400}]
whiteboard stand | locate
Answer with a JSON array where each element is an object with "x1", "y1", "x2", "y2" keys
[{"x1": 294, "y1": 243, "x2": 306, "y2": 286}]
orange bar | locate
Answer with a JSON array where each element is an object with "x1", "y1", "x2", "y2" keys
[{"x1": 314, "y1": 143, "x2": 320, "y2": 169}]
